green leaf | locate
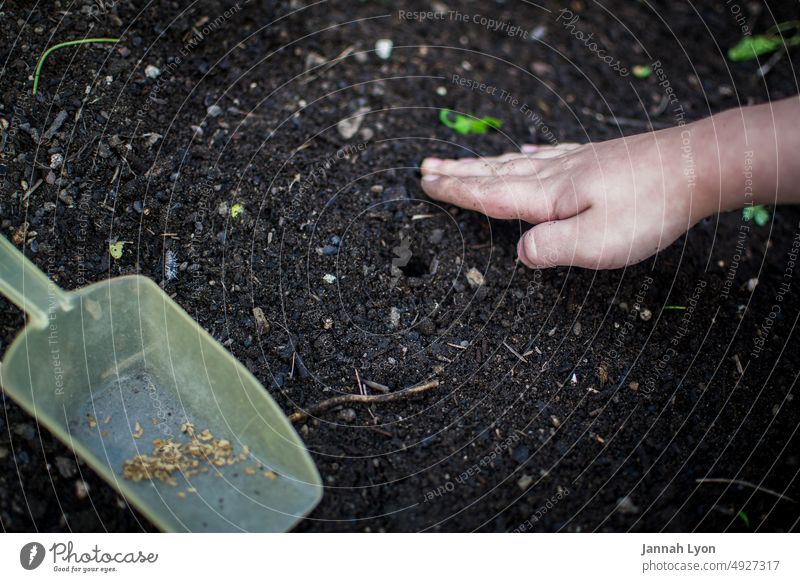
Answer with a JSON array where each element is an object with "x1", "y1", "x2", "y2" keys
[
  {"x1": 109, "y1": 241, "x2": 126, "y2": 260},
  {"x1": 743, "y1": 204, "x2": 770, "y2": 226},
  {"x1": 439, "y1": 109, "x2": 503, "y2": 136},
  {"x1": 727, "y1": 35, "x2": 783, "y2": 61},
  {"x1": 632, "y1": 65, "x2": 652, "y2": 79},
  {"x1": 737, "y1": 510, "x2": 750, "y2": 528}
]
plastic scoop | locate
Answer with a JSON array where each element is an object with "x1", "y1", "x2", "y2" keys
[{"x1": 0, "y1": 235, "x2": 321, "y2": 531}]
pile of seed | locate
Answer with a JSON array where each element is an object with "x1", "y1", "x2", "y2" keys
[{"x1": 122, "y1": 422, "x2": 250, "y2": 486}]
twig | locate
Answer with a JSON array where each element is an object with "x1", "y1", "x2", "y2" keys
[
  {"x1": 288, "y1": 380, "x2": 440, "y2": 422},
  {"x1": 355, "y1": 368, "x2": 363, "y2": 395},
  {"x1": 757, "y1": 47, "x2": 786, "y2": 78},
  {"x1": 32, "y1": 38, "x2": 120, "y2": 95},
  {"x1": 362, "y1": 379, "x2": 390, "y2": 394},
  {"x1": 695, "y1": 478, "x2": 797, "y2": 503},
  {"x1": 446, "y1": 342, "x2": 468, "y2": 350},
  {"x1": 502, "y1": 341, "x2": 528, "y2": 363}
]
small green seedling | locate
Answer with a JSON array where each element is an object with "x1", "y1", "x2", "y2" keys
[
  {"x1": 108, "y1": 241, "x2": 126, "y2": 260},
  {"x1": 743, "y1": 204, "x2": 770, "y2": 226},
  {"x1": 728, "y1": 21, "x2": 800, "y2": 62},
  {"x1": 737, "y1": 510, "x2": 750, "y2": 528},
  {"x1": 663, "y1": 305, "x2": 687, "y2": 311},
  {"x1": 632, "y1": 65, "x2": 652, "y2": 79},
  {"x1": 33, "y1": 38, "x2": 120, "y2": 95},
  {"x1": 230, "y1": 203, "x2": 244, "y2": 218},
  {"x1": 439, "y1": 109, "x2": 502, "y2": 136}
]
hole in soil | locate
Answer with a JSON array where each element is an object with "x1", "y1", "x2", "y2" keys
[{"x1": 399, "y1": 255, "x2": 429, "y2": 278}]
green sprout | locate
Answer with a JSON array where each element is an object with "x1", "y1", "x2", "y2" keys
[
  {"x1": 32, "y1": 38, "x2": 120, "y2": 95},
  {"x1": 632, "y1": 65, "x2": 652, "y2": 79},
  {"x1": 230, "y1": 203, "x2": 244, "y2": 219},
  {"x1": 743, "y1": 204, "x2": 770, "y2": 227},
  {"x1": 728, "y1": 21, "x2": 800, "y2": 62},
  {"x1": 108, "y1": 241, "x2": 126, "y2": 260},
  {"x1": 737, "y1": 510, "x2": 750, "y2": 528},
  {"x1": 439, "y1": 109, "x2": 502, "y2": 136},
  {"x1": 663, "y1": 305, "x2": 687, "y2": 311}
]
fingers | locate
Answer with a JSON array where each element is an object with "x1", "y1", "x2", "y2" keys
[
  {"x1": 421, "y1": 174, "x2": 562, "y2": 223},
  {"x1": 425, "y1": 156, "x2": 541, "y2": 178},
  {"x1": 421, "y1": 143, "x2": 582, "y2": 178},
  {"x1": 517, "y1": 216, "x2": 600, "y2": 269}
]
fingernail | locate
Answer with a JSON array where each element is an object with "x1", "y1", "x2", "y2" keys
[
  {"x1": 517, "y1": 237, "x2": 532, "y2": 268},
  {"x1": 422, "y1": 174, "x2": 440, "y2": 182},
  {"x1": 422, "y1": 158, "x2": 442, "y2": 169},
  {"x1": 521, "y1": 145, "x2": 539, "y2": 153}
]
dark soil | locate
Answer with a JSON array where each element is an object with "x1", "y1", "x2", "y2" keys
[{"x1": 1, "y1": 0, "x2": 799, "y2": 532}]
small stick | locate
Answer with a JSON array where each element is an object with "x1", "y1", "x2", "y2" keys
[
  {"x1": 288, "y1": 380, "x2": 440, "y2": 423},
  {"x1": 502, "y1": 341, "x2": 528, "y2": 363},
  {"x1": 446, "y1": 342, "x2": 467, "y2": 350},
  {"x1": 362, "y1": 379, "x2": 390, "y2": 394},
  {"x1": 355, "y1": 368, "x2": 363, "y2": 395},
  {"x1": 695, "y1": 478, "x2": 797, "y2": 503}
]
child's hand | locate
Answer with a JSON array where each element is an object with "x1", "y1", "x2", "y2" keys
[{"x1": 420, "y1": 131, "x2": 705, "y2": 270}]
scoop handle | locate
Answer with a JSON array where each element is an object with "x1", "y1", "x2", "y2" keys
[{"x1": 0, "y1": 235, "x2": 73, "y2": 329}]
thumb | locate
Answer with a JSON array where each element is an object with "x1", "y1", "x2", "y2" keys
[{"x1": 517, "y1": 217, "x2": 588, "y2": 269}]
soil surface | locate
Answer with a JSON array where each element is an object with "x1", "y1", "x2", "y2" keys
[{"x1": 1, "y1": 0, "x2": 799, "y2": 532}]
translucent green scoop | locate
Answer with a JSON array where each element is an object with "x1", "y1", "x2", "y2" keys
[{"x1": 0, "y1": 235, "x2": 321, "y2": 531}]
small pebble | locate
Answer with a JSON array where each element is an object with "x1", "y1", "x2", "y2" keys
[
  {"x1": 465, "y1": 267, "x2": 485, "y2": 288},
  {"x1": 338, "y1": 408, "x2": 357, "y2": 423},
  {"x1": 375, "y1": 39, "x2": 394, "y2": 60},
  {"x1": 617, "y1": 495, "x2": 639, "y2": 515},
  {"x1": 144, "y1": 64, "x2": 161, "y2": 79},
  {"x1": 517, "y1": 474, "x2": 533, "y2": 490},
  {"x1": 639, "y1": 308, "x2": 652, "y2": 321},
  {"x1": 207, "y1": 104, "x2": 223, "y2": 117},
  {"x1": 337, "y1": 112, "x2": 364, "y2": 139},
  {"x1": 49, "y1": 153, "x2": 64, "y2": 169},
  {"x1": 746, "y1": 278, "x2": 759, "y2": 292},
  {"x1": 323, "y1": 274, "x2": 337, "y2": 284},
  {"x1": 75, "y1": 480, "x2": 90, "y2": 500}
]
